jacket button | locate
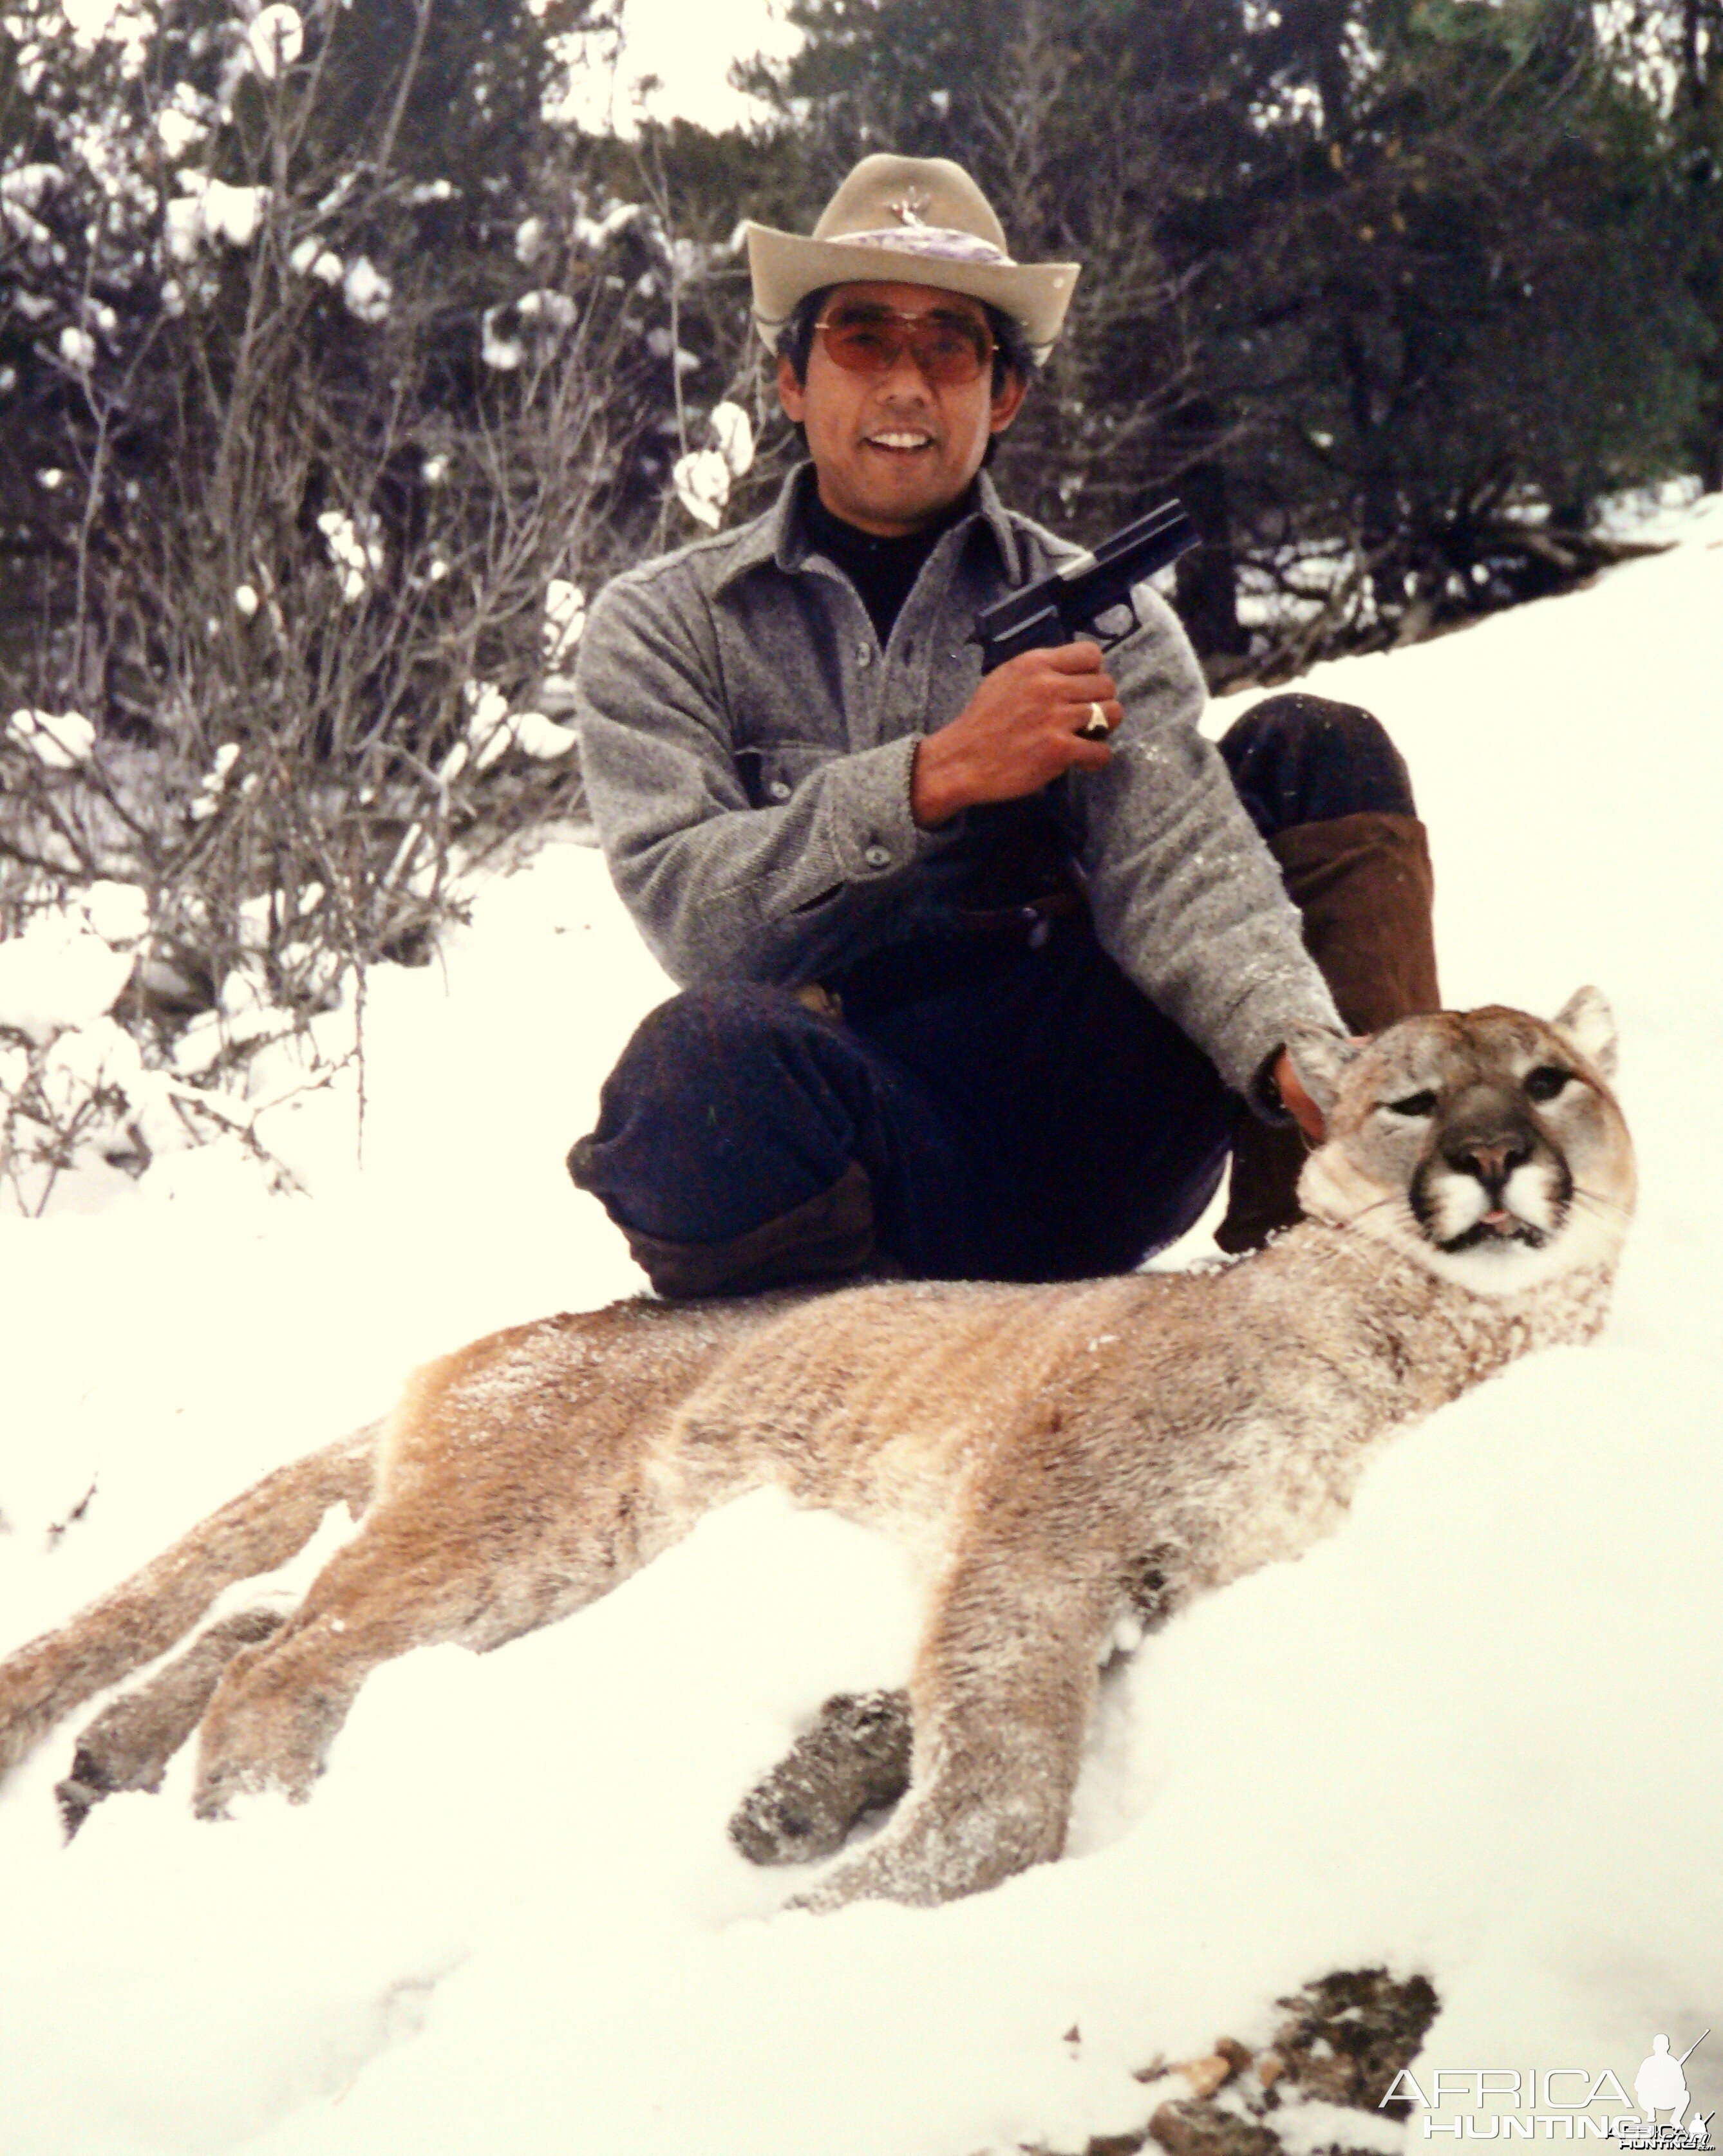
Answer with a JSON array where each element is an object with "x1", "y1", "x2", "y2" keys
[
  {"x1": 768, "y1": 780, "x2": 791, "y2": 801},
  {"x1": 856, "y1": 643, "x2": 872, "y2": 667},
  {"x1": 863, "y1": 844, "x2": 890, "y2": 869}
]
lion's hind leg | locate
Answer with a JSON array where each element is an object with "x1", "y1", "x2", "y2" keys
[
  {"x1": 189, "y1": 1295, "x2": 771, "y2": 1817},
  {"x1": 191, "y1": 1519, "x2": 500, "y2": 1815},
  {"x1": 191, "y1": 1436, "x2": 675, "y2": 1815},
  {"x1": 56, "y1": 1608, "x2": 285, "y2": 1838},
  {"x1": 0, "y1": 1424, "x2": 377, "y2": 1788}
]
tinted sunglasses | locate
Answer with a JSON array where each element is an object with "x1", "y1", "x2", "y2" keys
[{"x1": 813, "y1": 307, "x2": 996, "y2": 386}]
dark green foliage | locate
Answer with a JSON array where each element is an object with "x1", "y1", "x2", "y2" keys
[
  {"x1": 726, "y1": 0, "x2": 1717, "y2": 672},
  {"x1": 1, "y1": 0, "x2": 1715, "y2": 705}
]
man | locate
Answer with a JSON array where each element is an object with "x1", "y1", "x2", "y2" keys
[{"x1": 569, "y1": 155, "x2": 1439, "y2": 1296}]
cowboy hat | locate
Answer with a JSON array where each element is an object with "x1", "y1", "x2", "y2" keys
[{"x1": 745, "y1": 154, "x2": 1081, "y2": 364}]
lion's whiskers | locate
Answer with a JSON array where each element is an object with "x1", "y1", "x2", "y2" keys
[
  {"x1": 1569, "y1": 1183, "x2": 1631, "y2": 1221},
  {"x1": 1326, "y1": 1191, "x2": 1415, "y2": 1236}
]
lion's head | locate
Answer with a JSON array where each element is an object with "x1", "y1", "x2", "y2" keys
[{"x1": 1288, "y1": 988, "x2": 1636, "y2": 1295}]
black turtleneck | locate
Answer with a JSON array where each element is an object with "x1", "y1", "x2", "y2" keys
[{"x1": 802, "y1": 482, "x2": 975, "y2": 649}]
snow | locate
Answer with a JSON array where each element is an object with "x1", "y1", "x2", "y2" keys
[
  {"x1": 432, "y1": 680, "x2": 578, "y2": 787},
  {"x1": 154, "y1": 106, "x2": 207, "y2": 160},
  {"x1": 516, "y1": 286, "x2": 577, "y2": 333},
  {"x1": 315, "y1": 507, "x2": 383, "y2": 600},
  {"x1": 287, "y1": 236, "x2": 342, "y2": 285},
  {"x1": 2, "y1": 505, "x2": 1722, "y2": 2154},
  {"x1": 503, "y1": 709, "x2": 579, "y2": 760},
  {"x1": 672, "y1": 444, "x2": 732, "y2": 527},
  {"x1": 341, "y1": 255, "x2": 390, "y2": 325},
  {"x1": 543, "y1": 576, "x2": 586, "y2": 661},
  {"x1": 6, "y1": 706, "x2": 96, "y2": 769},
  {"x1": 710, "y1": 397, "x2": 757, "y2": 478},
  {"x1": 56, "y1": 325, "x2": 96, "y2": 371},
  {"x1": 245, "y1": 5, "x2": 303, "y2": 81},
  {"x1": 165, "y1": 175, "x2": 270, "y2": 259},
  {"x1": 0, "y1": 892, "x2": 139, "y2": 1041},
  {"x1": 478, "y1": 307, "x2": 523, "y2": 371}
]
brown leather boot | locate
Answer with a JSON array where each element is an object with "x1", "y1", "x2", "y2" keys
[
  {"x1": 1215, "y1": 811, "x2": 1441, "y2": 1254},
  {"x1": 597, "y1": 1158, "x2": 880, "y2": 1299}
]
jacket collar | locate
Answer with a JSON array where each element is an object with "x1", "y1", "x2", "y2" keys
[{"x1": 711, "y1": 462, "x2": 1024, "y2": 593}]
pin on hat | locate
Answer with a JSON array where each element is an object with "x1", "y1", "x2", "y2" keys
[{"x1": 745, "y1": 154, "x2": 1082, "y2": 364}]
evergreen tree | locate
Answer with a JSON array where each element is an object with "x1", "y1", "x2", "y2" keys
[{"x1": 735, "y1": 0, "x2": 1708, "y2": 669}]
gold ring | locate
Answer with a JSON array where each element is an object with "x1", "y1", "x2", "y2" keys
[{"x1": 1078, "y1": 700, "x2": 1111, "y2": 742}]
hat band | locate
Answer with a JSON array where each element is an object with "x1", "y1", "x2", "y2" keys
[{"x1": 838, "y1": 225, "x2": 1013, "y2": 267}]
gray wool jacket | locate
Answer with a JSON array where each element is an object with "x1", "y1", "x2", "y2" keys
[{"x1": 574, "y1": 465, "x2": 1341, "y2": 1106}]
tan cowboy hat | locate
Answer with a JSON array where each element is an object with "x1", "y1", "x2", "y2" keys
[{"x1": 745, "y1": 154, "x2": 1081, "y2": 364}]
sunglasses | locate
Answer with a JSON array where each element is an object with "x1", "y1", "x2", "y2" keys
[{"x1": 813, "y1": 307, "x2": 996, "y2": 387}]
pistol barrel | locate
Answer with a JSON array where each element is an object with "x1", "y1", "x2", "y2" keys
[{"x1": 975, "y1": 497, "x2": 1198, "y2": 671}]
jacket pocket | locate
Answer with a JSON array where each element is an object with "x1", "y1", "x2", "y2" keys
[{"x1": 733, "y1": 738, "x2": 836, "y2": 811}]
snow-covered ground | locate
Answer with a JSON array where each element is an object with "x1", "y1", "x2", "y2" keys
[{"x1": 2, "y1": 501, "x2": 1720, "y2": 2155}]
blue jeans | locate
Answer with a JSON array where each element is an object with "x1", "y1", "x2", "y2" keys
[{"x1": 570, "y1": 695, "x2": 1418, "y2": 1289}]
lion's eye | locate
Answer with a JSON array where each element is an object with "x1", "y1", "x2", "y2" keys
[
  {"x1": 1525, "y1": 1065, "x2": 1570, "y2": 1103},
  {"x1": 1386, "y1": 1091, "x2": 1438, "y2": 1118}
]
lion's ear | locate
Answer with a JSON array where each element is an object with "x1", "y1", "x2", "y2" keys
[
  {"x1": 1285, "y1": 1026, "x2": 1364, "y2": 1116},
  {"x1": 1551, "y1": 986, "x2": 1618, "y2": 1080}
]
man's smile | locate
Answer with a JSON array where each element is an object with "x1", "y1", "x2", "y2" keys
[{"x1": 863, "y1": 429, "x2": 937, "y2": 455}]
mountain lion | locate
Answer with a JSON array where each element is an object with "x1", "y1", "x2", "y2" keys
[{"x1": 0, "y1": 990, "x2": 1635, "y2": 1910}]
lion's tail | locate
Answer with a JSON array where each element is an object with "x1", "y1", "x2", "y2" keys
[{"x1": 0, "y1": 1421, "x2": 379, "y2": 1784}]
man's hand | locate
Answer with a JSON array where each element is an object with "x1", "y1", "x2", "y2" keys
[
  {"x1": 1274, "y1": 1047, "x2": 1328, "y2": 1145},
  {"x1": 911, "y1": 642, "x2": 1123, "y2": 829}
]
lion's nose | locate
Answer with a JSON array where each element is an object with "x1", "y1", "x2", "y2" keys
[{"x1": 1449, "y1": 1132, "x2": 1532, "y2": 1192}]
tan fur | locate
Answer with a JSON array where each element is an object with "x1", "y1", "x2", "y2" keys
[
  {"x1": 0, "y1": 995, "x2": 1635, "y2": 1909},
  {"x1": 0, "y1": 1425, "x2": 375, "y2": 1783}
]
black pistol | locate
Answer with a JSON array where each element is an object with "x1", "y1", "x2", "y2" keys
[{"x1": 974, "y1": 498, "x2": 1199, "y2": 736}]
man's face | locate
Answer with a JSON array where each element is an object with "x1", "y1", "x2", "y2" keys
[{"x1": 777, "y1": 280, "x2": 1026, "y2": 537}]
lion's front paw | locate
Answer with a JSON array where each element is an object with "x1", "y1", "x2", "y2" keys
[
  {"x1": 784, "y1": 1821, "x2": 957, "y2": 1913},
  {"x1": 729, "y1": 1688, "x2": 912, "y2": 1866},
  {"x1": 784, "y1": 1778, "x2": 1068, "y2": 1913}
]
